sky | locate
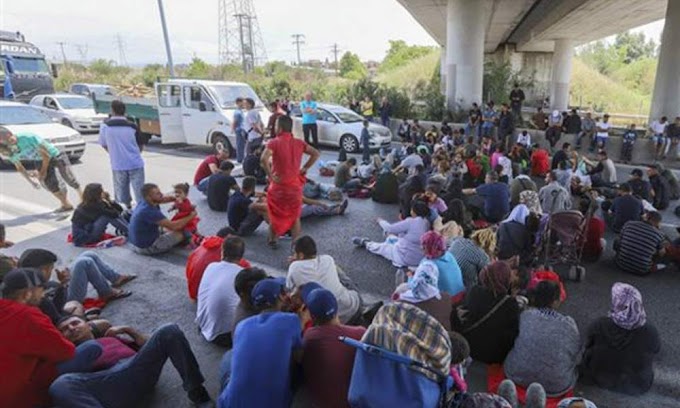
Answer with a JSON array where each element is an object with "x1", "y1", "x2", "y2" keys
[{"x1": 0, "y1": 0, "x2": 666, "y2": 66}]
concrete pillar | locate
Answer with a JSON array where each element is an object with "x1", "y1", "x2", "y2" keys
[
  {"x1": 650, "y1": 0, "x2": 680, "y2": 122},
  {"x1": 445, "y1": 0, "x2": 489, "y2": 111},
  {"x1": 549, "y1": 39, "x2": 574, "y2": 112}
]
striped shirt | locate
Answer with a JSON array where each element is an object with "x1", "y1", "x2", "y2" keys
[
  {"x1": 616, "y1": 221, "x2": 665, "y2": 275},
  {"x1": 448, "y1": 237, "x2": 491, "y2": 288}
]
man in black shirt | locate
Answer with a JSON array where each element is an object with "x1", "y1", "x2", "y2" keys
[
  {"x1": 498, "y1": 103, "x2": 515, "y2": 151},
  {"x1": 227, "y1": 176, "x2": 268, "y2": 236},
  {"x1": 626, "y1": 169, "x2": 651, "y2": 201},
  {"x1": 551, "y1": 142, "x2": 571, "y2": 170},
  {"x1": 207, "y1": 161, "x2": 239, "y2": 212},
  {"x1": 509, "y1": 83, "x2": 525, "y2": 124},
  {"x1": 563, "y1": 109, "x2": 582, "y2": 135},
  {"x1": 647, "y1": 165, "x2": 670, "y2": 210},
  {"x1": 609, "y1": 184, "x2": 643, "y2": 233},
  {"x1": 243, "y1": 146, "x2": 267, "y2": 184}
]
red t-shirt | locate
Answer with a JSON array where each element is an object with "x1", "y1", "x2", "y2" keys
[
  {"x1": 266, "y1": 132, "x2": 307, "y2": 184},
  {"x1": 582, "y1": 216, "x2": 605, "y2": 260},
  {"x1": 186, "y1": 236, "x2": 252, "y2": 301},
  {"x1": 92, "y1": 337, "x2": 137, "y2": 371},
  {"x1": 193, "y1": 155, "x2": 221, "y2": 185},
  {"x1": 302, "y1": 324, "x2": 366, "y2": 408},
  {"x1": 531, "y1": 149, "x2": 550, "y2": 176},
  {"x1": 0, "y1": 299, "x2": 75, "y2": 408}
]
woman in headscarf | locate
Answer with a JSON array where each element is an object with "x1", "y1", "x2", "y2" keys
[
  {"x1": 393, "y1": 257, "x2": 453, "y2": 331},
  {"x1": 452, "y1": 261, "x2": 520, "y2": 364},
  {"x1": 420, "y1": 231, "x2": 464, "y2": 298},
  {"x1": 580, "y1": 283, "x2": 660, "y2": 395},
  {"x1": 448, "y1": 228, "x2": 495, "y2": 288},
  {"x1": 496, "y1": 204, "x2": 538, "y2": 265}
]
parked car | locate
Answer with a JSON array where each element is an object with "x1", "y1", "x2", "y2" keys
[
  {"x1": 69, "y1": 83, "x2": 115, "y2": 98},
  {"x1": 0, "y1": 101, "x2": 86, "y2": 163},
  {"x1": 290, "y1": 103, "x2": 392, "y2": 153},
  {"x1": 29, "y1": 94, "x2": 108, "y2": 132}
]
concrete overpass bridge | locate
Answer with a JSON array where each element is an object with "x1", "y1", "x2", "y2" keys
[{"x1": 397, "y1": 0, "x2": 679, "y2": 120}]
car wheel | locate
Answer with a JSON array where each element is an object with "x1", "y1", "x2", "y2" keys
[
  {"x1": 62, "y1": 119, "x2": 74, "y2": 128},
  {"x1": 340, "y1": 134, "x2": 359, "y2": 153},
  {"x1": 212, "y1": 134, "x2": 234, "y2": 158}
]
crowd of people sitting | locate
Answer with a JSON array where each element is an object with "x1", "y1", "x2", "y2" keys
[{"x1": 1, "y1": 92, "x2": 680, "y2": 408}]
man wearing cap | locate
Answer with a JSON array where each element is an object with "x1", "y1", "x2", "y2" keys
[
  {"x1": 195, "y1": 236, "x2": 246, "y2": 348},
  {"x1": 301, "y1": 288, "x2": 366, "y2": 408},
  {"x1": 0, "y1": 268, "x2": 76, "y2": 408},
  {"x1": 50, "y1": 316, "x2": 213, "y2": 407},
  {"x1": 218, "y1": 277, "x2": 303, "y2": 408},
  {"x1": 625, "y1": 169, "x2": 651, "y2": 201}
]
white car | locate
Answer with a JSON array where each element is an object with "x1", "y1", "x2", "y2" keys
[
  {"x1": 69, "y1": 83, "x2": 115, "y2": 98},
  {"x1": 29, "y1": 94, "x2": 108, "y2": 133},
  {"x1": 0, "y1": 101, "x2": 86, "y2": 163},
  {"x1": 291, "y1": 103, "x2": 392, "y2": 153}
]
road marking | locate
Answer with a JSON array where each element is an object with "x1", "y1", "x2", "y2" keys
[{"x1": 0, "y1": 194, "x2": 69, "y2": 243}]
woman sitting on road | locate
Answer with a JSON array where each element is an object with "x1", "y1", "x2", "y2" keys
[
  {"x1": 452, "y1": 260, "x2": 520, "y2": 364},
  {"x1": 352, "y1": 199, "x2": 431, "y2": 268},
  {"x1": 496, "y1": 204, "x2": 539, "y2": 265},
  {"x1": 417, "y1": 231, "x2": 464, "y2": 299},
  {"x1": 448, "y1": 228, "x2": 495, "y2": 288},
  {"x1": 71, "y1": 183, "x2": 129, "y2": 246},
  {"x1": 580, "y1": 283, "x2": 660, "y2": 396},
  {"x1": 504, "y1": 280, "x2": 582, "y2": 398}
]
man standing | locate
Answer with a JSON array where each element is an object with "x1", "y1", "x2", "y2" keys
[
  {"x1": 649, "y1": 116, "x2": 669, "y2": 160},
  {"x1": 509, "y1": 83, "x2": 525, "y2": 124},
  {"x1": 667, "y1": 116, "x2": 680, "y2": 159},
  {"x1": 360, "y1": 96, "x2": 374, "y2": 122},
  {"x1": 232, "y1": 97, "x2": 246, "y2": 163},
  {"x1": 128, "y1": 183, "x2": 196, "y2": 255},
  {"x1": 244, "y1": 98, "x2": 264, "y2": 154},
  {"x1": 378, "y1": 96, "x2": 391, "y2": 127},
  {"x1": 300, "y1": 91, "x2": 319, "y2": 148},
  {"x1": 0, "y1": 127, "x2": 81, "y2": 212},
  {"x1": 498, "y1": 103, "x2": 515, "y2": 151},
  {"x1": 0, "y1": 268, "x2": 75, "y2": 408},
  {"x1": 99, "y1": 100, "x2": 145, "y2": 209},
  {"x1": 261, "y1": 116, "x2": 320, "y2": 248}
]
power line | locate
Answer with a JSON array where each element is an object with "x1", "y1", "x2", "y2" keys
[
  {"x1": 291, "y1": 34, "x2": 305, "y2": 65},
  {"x1": 55, "y1": 41, "x2": 68, "y2": 65},
  {"x1": 74, "y1": 44, "x2": 88, "y2": 63},
  {"x1": 218, "y1": 0, "x2": 267, "y2": 73},
  {"x1": 330, "y1": 43, "x2": 341, "y2": 74},
  {"x1": 115, "y1": 34, "x2": 128, "y2": 67}
]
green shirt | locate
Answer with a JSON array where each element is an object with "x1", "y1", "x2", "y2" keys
[{"x1": 8, "y1": 132, "x2": 60, "y2": 164}]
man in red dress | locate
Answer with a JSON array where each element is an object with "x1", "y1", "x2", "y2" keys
[{"x1": 261, "y1": 115, "x2": 320, "y2": 248}]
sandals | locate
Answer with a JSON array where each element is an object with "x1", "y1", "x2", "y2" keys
[
  {"x1": 104, "y1": 289, "x2": 132, "y2": 302},
  {"x1": 113, "y1": 275, "x2": 137, "y2": 288}
]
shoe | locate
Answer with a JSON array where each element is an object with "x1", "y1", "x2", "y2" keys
[
  {"x1": 352, "y1": 237, "x2": 368, "y2": 248},
  {"x1": 497, "y1": 379, "x2": 518, "y2": 408},
  {"x1": 525, "y1": 383, "x2": 547, "y2": 408},
  {"x1": 656, "y1": 263, "x2": 667, "y2": 271},
  {"x1": 188, "y1": 387, "x2": 213, "y2": 407},
  {"x1": 339, "y1": 199, "x2": 349, "y2": 215}
]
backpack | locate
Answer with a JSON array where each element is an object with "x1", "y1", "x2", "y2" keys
[{"x1": 372, "y1": 172, "x2": 399, "y2": 204}]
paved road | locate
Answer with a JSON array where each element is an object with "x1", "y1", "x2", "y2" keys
[{"x1": 1, "y1": 135, "x2": 679, "y2": 407}]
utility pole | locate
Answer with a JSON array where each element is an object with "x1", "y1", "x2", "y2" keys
[
  {"x1": 291, "y1": 34, "x2": 305, "y2": 66},
  {"x1": 75, "y1": 44, "x2": 88, "y2": 63},
  {"x1": 115, "y1": 34, "x2": 128, "y2": 67},
  {"x1": 330, "y1": 43, "x2": 341, "y2": 74},
  {"x1": 156, "y1": 0, "x2": 175, "y2": 77},
  {"x1": 56, "y1": 42, "x2": 68, "y2": 65}
]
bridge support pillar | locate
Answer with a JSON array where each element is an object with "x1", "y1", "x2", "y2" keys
[
  {"x1": 650, "y1": 0, "x2": 680, "y2": 122},
  {"x1": 549, "y1": 38, "x2": 574, "y2": 112},
  {"x1": 445, "y1": 0, "x2": 489, "y2": 112}
]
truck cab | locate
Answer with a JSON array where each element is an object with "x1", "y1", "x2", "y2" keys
[
  {"x1": 155, "y1": 79, "x2": 269, "y2": 153},
  {"x1": 0, "y1": 30, "x2": 55, "y2": 102}
]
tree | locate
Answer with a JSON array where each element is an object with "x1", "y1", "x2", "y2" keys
[
  {"x1": 614, "y1": 32, "x2": 657, "y2": 63},
  {"x1": 379, "y1": 40, "x2": 435, "y2": 73},
  {"x1": 184, "y1": 57, "x2": 212, "y2": 79},
  {"x1": 339, "y1": 52, "x2": 367, "y2": 80},
  {"x1": 140, "y1": 64, "x2": 166, "y2": 86}
]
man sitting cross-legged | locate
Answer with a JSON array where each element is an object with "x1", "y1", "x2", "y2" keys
[{"x1": 50, "y1": 316, "x2": 213, "y2": 408}]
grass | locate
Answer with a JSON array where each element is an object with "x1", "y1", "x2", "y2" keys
[{"x1": 375, "y1": 50, "x2": 440, "y2": 92}]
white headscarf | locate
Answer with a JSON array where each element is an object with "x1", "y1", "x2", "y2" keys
[
  {"x1": 395, "y1": 260, "x2": 441, "y2": 303},
  {"x1": 502, "y1": 204, "x2": 530, "y2": 225}
]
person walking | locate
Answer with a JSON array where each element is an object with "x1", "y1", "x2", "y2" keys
[
  {"x1": 261, "y1": 115, "x2": 320, "y2": 248},
  {"x1": 509, "y1": 83, "x2": 525, "y2": 124},
  {"x1": 300, "y1": 91, "x2": 319, "y2": 148},
  {"x1": 232, "y1": 97, "x2": 246, "y2": 163},
  {"x1": 98, "y1": 100, "x2": 145, "y2": 209}
]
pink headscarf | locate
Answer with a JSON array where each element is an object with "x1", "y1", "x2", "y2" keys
[{"x1": 420, "y1": 230, "x2": 446, "y2": 259}]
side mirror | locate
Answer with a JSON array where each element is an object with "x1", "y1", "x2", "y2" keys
[
  {"x1": 51, "y1": 63, "x2": 59, "y2": 78},
  {"x1": 198, "y1": 101, "x2": 207, "y2": 112}
]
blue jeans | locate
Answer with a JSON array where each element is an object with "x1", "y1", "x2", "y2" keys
[
  {"x1": 300, "y1": 204, "x2": 339, "y2": 219},
  {"x1": 112, "y1": 168, "x2": 145, "y2": 208},
  {"x1": 197, "y1": 176, "x2": 210, "y2": 194},
  {"x1": 235, "y1": 129, "x2": 246, "y2": 163},
  {"x1": 58, "y1": 340, "x2": 103, "y2": 375},
  {"x1": 219, "y1": 350, "x2": 233, "y2": 391},
  {"x1": 72, "y1": 216, "x2": 129, "y2": 247},
  {"x1": 482, "y1": 123, "x2": 494, "y2": 138},
  {"x1": 68, "y1": 251, "x2": 122, "y2": 302},
  {"x1": 50, "y1": 324, "x2": 206, "y2": 408}
]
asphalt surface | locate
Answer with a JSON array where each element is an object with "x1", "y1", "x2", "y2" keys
[{"x1": 1, "y1": 135, "x2": 679, "y2": 408}]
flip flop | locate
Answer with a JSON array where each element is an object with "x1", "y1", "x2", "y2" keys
[
  {"x1": 113, "y1": 275, "x2": 137, "y2": 288},
  {"x1": 54, "y1": 206, "x2": 74, "y2": 213},
  {"x1": 105, "y1": 289, "x2": 132, "y2": 302}
]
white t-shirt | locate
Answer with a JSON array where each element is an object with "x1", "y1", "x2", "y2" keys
[
  {"x1": 602, "y1": 158, "x2": 617, "y2": 183},
  {"x1": 498, "y1": 155, "x2": 514, "y2": 182},
  {"x1": 195, "y1": 261, "x2": 243, "y2": 341},
  {"x1": 516, "y1": 132, "x2": 531, "y2": 147},
  {"x1": 400, "y1": 154, "x2": 424, "y2": 171},
  {"x1": 245, "y1": 109, "x2": 263, "y2": 141},
  {"x1": 650, "y1": 121, "x2": 667, "y2": 135},
  {"x1": 596, "y1": 121, "x2": 611, "y2": 138},
  {"x1": 286, "y1": 255, "x2": 361, "y2": 324}
]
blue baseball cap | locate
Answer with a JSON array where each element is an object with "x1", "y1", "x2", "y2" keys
[
  {"x1": 305, "y1": 288, "x2": 338, "y2": 320},
  {"x1": 299, "y1": 282, "x2": 323, "y2": 302},
  {"x1": 251, "y1": 277, "x2": 286, "y2": 307}
]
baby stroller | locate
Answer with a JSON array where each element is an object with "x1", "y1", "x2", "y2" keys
[
  {"x1": 341, "y1": 302, "x2": 455, "y2": 408},
  {"x1": 538, "y1": 211, "x2": 588, "y2": 281}
]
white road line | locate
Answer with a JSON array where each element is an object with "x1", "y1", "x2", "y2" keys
[{"x1": 0, "y1": 194, "x2": 69, "y2": 242}]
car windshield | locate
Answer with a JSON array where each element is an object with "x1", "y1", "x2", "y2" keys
[
  {"x1": 10, "y1": 57, "x2": 50, "y2": 74},
  {"x1": 0, "y1": 106, "x2": 52, "y2": 124},
  {"x1": 332, "y1": 109, "x2": 364, "y2": 123},
  {"x1": 56, "y1": 97, "x2": 93, "y2": 110},
  {"x1": 208, "y1": 85, "x2": 264, "y2": 109}
]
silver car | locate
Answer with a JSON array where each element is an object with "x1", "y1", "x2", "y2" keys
[
  {"x1": 291, "y1": 103, "x2": 392, "y2": 153},
  {"x1": 29, "y1": 94, "x2": 108, "y2": 133}
]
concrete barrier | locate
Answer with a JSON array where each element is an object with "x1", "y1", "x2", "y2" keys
[{"x1": 387, "y1": 118, "x2": 680, "y2": 168}]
